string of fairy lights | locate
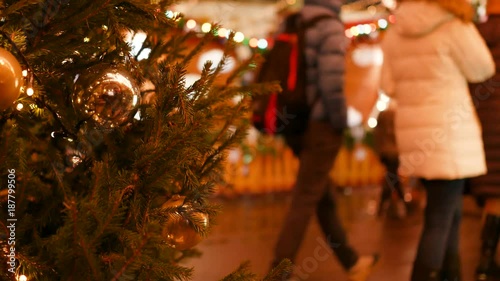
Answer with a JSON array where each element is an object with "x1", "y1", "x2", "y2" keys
[{"x1": 167, "y1": 7, "x2": 393, "y2": 52}]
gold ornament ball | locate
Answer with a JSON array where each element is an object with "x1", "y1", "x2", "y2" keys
[
  {"x1": 0, "y1": 48, "x2": 23, "y2": 110},
  {"x1": 72, "y1": 64, "x2": 141, "y2": 128},
  {"x1": 163, "y1": 211, "x2": 209, "y2": 250}
]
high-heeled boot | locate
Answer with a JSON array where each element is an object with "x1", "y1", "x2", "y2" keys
[{"x1": 476, "y1": 214, "x2": 500, "y2": 281}]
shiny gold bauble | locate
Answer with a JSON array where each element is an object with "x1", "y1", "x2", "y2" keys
[
  {"x1": 0, "y1": 48, "x2": 23, "y2": 110},
  {"x1": 72, "y1": 64, "x2": 141, "y2": 128},
  {"x1": 162, "y1": 204, "x2": 209, "y2": 250}
]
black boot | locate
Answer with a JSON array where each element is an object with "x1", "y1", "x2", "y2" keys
[
  {"x1": 476, "y1": 214, "x2": 500, "y2": 281},
  {"x1": 441, "y1": 252, "x2": 461, "y2": 281}
]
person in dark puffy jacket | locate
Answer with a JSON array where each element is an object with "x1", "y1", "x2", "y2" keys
[
  {"x1": 270, "y1": 1, "x2": 377, "y2": 280},
  {"x1": 469, "y1": 1, "x2": 500, "y2": 280}
]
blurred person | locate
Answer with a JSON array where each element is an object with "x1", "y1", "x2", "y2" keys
[
  {"x1": 372, "y1": 100, "x2": 409, "y2": 219},
  {"x1": 469, "y1": 1, "x2": 500, "y2": 280},
  {"x1": 380, "y1": 0, "x2": 495, "y2": 280},
  {"x1": 270, "y1": 0, "x2": 378, "y2": 280}
]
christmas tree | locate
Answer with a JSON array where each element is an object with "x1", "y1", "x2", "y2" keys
[{"x1": 0, "y1": 0, "x2": 288, "y2": 280}]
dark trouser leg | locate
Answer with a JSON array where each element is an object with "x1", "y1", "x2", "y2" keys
[
  {"x1": 385, "y1": 158, "x2": 405, "y2": 201},
  {"x1": 317, "y1": 179, "x2": 358, "y2": 270},
  {"x1": 441, "y1": 198, "x2": 463, "y2": 281},
  {"x1": 379, "y1": 158, "x2": 402, "y2": 215},
  {"x1": 411, "y1": 179, "x2": 465, "y2": 281},
  {"x1": 273, "y1": 122, "x2": 357, "y2": 268},
  {"x1": 476, "y1": 214, "x2": 500, "y2": 280}
]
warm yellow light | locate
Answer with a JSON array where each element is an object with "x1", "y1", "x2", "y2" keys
[
  {"x1": 350, "y1": 26, "x2": 359, "y2": 36},
  {"x1": 368, "y1": 117, "x2": 378, "y2": 128},
  {"x1": 22, "y1": 70, "x2": 28, "y2": 77},
  {"x1": 218, "y1": 28, "x2": 228, "y2": 38},
  {"x1": 367, "y1": 5, "x2": 377, "y2": 15},
  {"x1": 233, "y1": 32, "x2": 245, "y2": 43},
  {"x1": 83, "y1": 37, "x2": 90, "y2": 42},
  {"x1": 186, "y1": 19, "x2": 196, "y2": 29},
  {"x1": 249, "y1": 38, "x2": 259, "y2": 48},
  {"x1": 345, "y1": 29, "x2": 353, "y2": 38},
  {"x1": 16, "y1": 103, "x2": 23, "y2": 111},
  {"x1": 376, "y1": 100, "x2": 388, "y2": 111},
  {"x1": 201, "y1": 23, "x2": 212, "y2": 33},
  {"x1": 26, "y1": 88, "x2": 34, "y2": 96},
  {"x1": 17, "y1": 275, "x2": 27, "y2": 281},
  {"x1": 286, "y1": 0, "x2": 296, "y2": 5}
]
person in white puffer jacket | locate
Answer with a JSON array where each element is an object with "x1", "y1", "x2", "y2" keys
[{"x1": 380, "y1": 0, "x2": 495, "y2": 280}]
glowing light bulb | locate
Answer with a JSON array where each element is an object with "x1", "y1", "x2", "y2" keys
[
  {"x1": 378, "y1": 19, "x2": 388, "y2": 29},
  {"x1": 345, "y1": 29, "x2": 353, "y2": 38},
  {"x1": 249, "y1": 38, "x2": 259, "y2": 48},
  {"x1": 379, "y1": 92, "x2": 391, "y2": 103},
  {"x1": 350, "y1": 26, "x2": 359, "y2": 37},
  {"x1": 22, "y1": 70, "x2": 28, "y2": 77},
  {"x1": 367, "y1": 5, "x2": 377, "y2": 15},
  {"x1": 83, "y1": 37, "x2": 90, "y2": 42},
  {"x1": 233, "y1": 32, "x2": 245, "y2": 43},
  {"x1": 165, "y1": 10, "x2": 174, "y2": 19},
  {"x1": 201, "y1": 23, "x2": 212, "y2": 33},
  {"x1": 16, "y1": 103, "x2": 23, "y2": 111},
  {"x1": 17, "y1": 275, "x2": 27, "y2": 281},
  {"x1": 389, "y1": 14, "x2": 396, "y2": 23},
  {"x1": 26, "y1": 88, "x2": 34, "y2": 96},
  {"x1": 218, "y1": 28, "x2": 228, "y2": 38},
  {"x1": 368, "y1": 117, "x2": 378, "y2": 129},
  {"x1": 186, "y1": 19, "x2": 196, "y2": 29},
  {"x1": 257, "y1": 39, "x2": 268, "y2": 49},
  {"x1": 376, "y1": 100, "x2": 388, "y2": 111}
]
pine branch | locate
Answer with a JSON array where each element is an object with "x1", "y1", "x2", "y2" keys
[
  {"x1": 261, "y1": 259, "x2": 293, "y2": 281},
  {"x1": 3, "y1": 0, "x2": 43, "y2": 15},
  {"x1": 220, "y1": 261, "x2": 257, "y2": 281},
  {"x1": 111, "y1": 235, "x2": 149, "y2": 281}
]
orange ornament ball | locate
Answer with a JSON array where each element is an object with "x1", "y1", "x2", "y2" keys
[
  {"x1": 0, "y1": 48, "x2": 23, "y2": 110},
  {"x1": 163, "y1": 217, "x2": 203, "y2": 250}
]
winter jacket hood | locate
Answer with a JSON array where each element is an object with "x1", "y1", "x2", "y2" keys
[{"x1": 393, "y1": 1, "x2": 454, "y2": 37}]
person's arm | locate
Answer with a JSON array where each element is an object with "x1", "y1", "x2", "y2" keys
[
  {"x1": 449, "y1": 21, "x2": 495, "y2": 83},
  {"x1": 314, "y1": 18, "x2": 348, "y2": 129}
]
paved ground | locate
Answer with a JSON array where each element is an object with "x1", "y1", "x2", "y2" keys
[{"x1": 182, "y1": 186, "x2": 487, "y2": 281}]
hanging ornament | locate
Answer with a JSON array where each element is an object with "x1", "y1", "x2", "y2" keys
[
  {"x1": 0, "y1": 48, "x2": 23, "y2": 110},
  {"x1": 72, "y1": 64, "x2": 141, "y2": 128},
  {"x1": 160, "y1": 196, "x2": 209, "y2": 250},
  {"x1": 65, "y1": 147, "x2": 85, "y2": 170}
]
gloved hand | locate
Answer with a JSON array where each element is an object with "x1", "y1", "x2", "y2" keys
[{"x1": 347, "y1": 106, "x2": 363, "y2": 128}]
